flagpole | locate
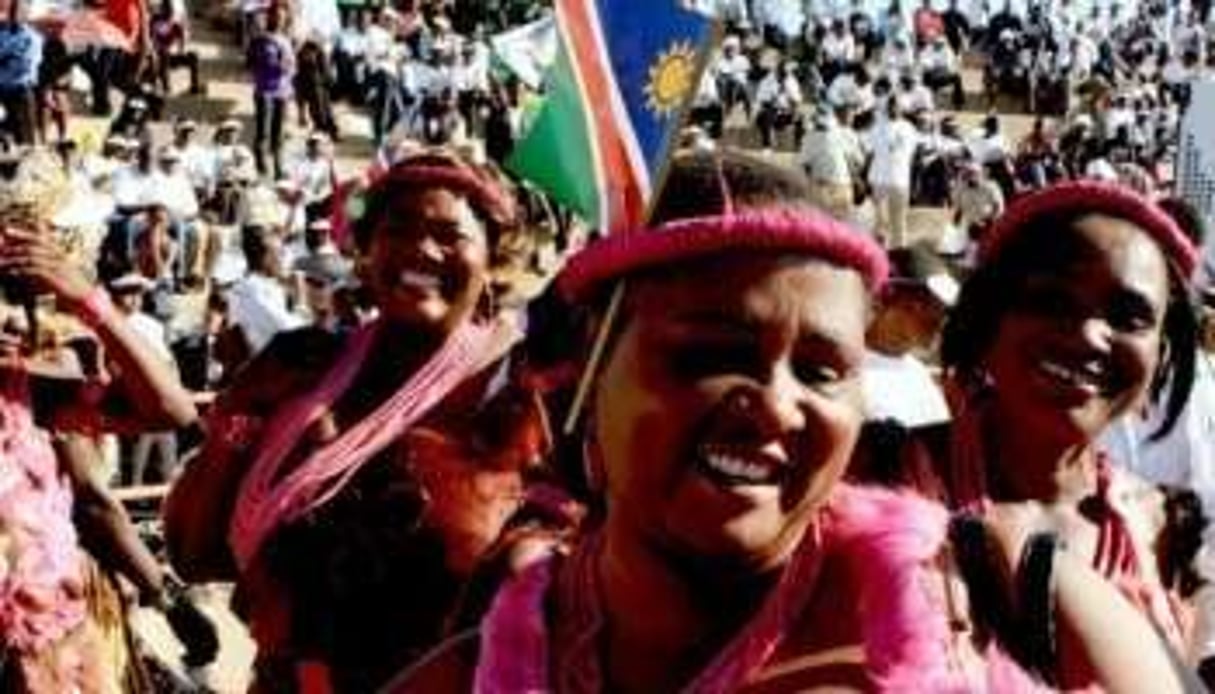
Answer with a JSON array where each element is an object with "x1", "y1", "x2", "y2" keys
[{"x1": 561, "y1": 18, "x2": 723, "y2": 436}]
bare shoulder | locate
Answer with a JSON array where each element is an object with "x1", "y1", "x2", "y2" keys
[{"x1": 378, "y1": 629, "x2": 480, "y2": 694}]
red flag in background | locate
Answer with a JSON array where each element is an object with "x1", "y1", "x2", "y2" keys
[
  {"x1": 102, "y1": 0, "x2": 145, "y2": 48},
  {"x1": 12, "y1": 0, "x2": 148, "y2": 52}
]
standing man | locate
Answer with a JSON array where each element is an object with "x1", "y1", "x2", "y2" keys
[
  {"x1": 248, "y1": 3, "x2": 295, "y2": 179},
  {"x1": 866, "y1": 101, "x2": 919, "y2": 248},
  {"x1": 799, "y1": 105, "x2": 863, "y2": 221},
  {"x1": 0, "y1": 0, "x2": 42, "y2": 144}
]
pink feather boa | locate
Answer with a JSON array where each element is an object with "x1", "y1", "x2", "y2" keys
[
  {"x1": 0, "y1": 368, "x2": 86, "y2": 652},
  {"x1": 474, "y1": 484, "x2": 1041, "y2": 692}
]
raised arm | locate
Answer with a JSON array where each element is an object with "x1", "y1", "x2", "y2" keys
[{"x1": 0, "y1": 224, "x2": 196, "y2": 431}]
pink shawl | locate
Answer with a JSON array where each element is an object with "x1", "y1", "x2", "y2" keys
[
  {"x1": 0, "y1": 367, "x2": 86, "y2": 652},
  {"x1": 228, "y1": 318, "x2": 520, "y2": 571},
  {"x1": 473, "y1": 484, "x2": 1034, "y2": 693}
]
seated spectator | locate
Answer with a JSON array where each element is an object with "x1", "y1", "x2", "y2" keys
[
  {"x1": 754, "y1": 61, "x2": 803, "y2": 150},
  {"x1": 920, "y1": 36, "x2": 964, "y2": 107},
  {"x1": 226, "y1": 224, "x2": 304, "y2": 357}
]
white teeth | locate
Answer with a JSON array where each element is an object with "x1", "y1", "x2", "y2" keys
[
  {"x1": 1039, "y1": 359, "x2": 1100, "y2": 389},
  {"x1": 398, "y1": 270, "x2": 441, "y2": 290},
  {"x1": 703, "y1": 452, "x2": 772, "y2": 483}
]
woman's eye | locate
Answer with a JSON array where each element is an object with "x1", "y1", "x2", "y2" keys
[
  {"x1": 793, "y1": 359, "x2": 846, "y2": 390},
  {"x1": 666, "y1": 342, "x2": 760, "y2": 381},
  {"x1": 1107, "y1": 295, "x2": 1157, "y2": 332},
  {"x1": 1014, "y1": 284, "x2": 1077, "y2": 319}
]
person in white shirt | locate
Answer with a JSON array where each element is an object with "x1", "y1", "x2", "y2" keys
[
  {"x1": 820, "y1": 19, "x2": 857, "y2": 84},
  {"x1": 716, "y1": 36, "x2": 752, "y2": 115},
  {"x1": 895, "y1": 71, "x2": 935, "y2": 115},
  {"x1": 169, "y1": 119, "x2": 214, "y2": 200},
  {"x1": 108, "y1": 273, "x2": 180, "y2": 485},
  {"x1": 799, "y1": 106, "x2": 863, "y2": 220},
  {"x1": 866, "y1": 101, "x2": 920, "y2": 248},
  {"x1": 920, "y1": 36, "x2": 964, "y2": 107},
  {"x1": 154, "y1": 148, "x2": 200, "y2": 223},
  {"x1": 226, "y1": 224, "x2": 305, "y2": 356},
  {"x1": 966, "y1": 113, "x2": 1008, "y2": 165},
  {"x1": 862, "y1": 245, "x2": 956, "y2": 428},
  {"x1": 752, "y1": 0, "x2": 806, "y2": 45},
  {"x1": 882, "y1": 35, "x2": 917, "y2": 75},
  {"x1": 754, "y1": 61, "x2": 803, "y2": 149},
  {"x1": 690, "y1": 67, "x2": 724, "y2": 137},
  {"x1": 335, "y1": 9, "x2": 371, "y2": 100},
  {"x1": 111, "y1": 143, "x2": 162, "y2": 214},
  {"x1": 289, "y1": 132, "x2": 336, "y2": 219}
]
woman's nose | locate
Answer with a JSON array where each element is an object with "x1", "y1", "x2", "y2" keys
[
  {"x1": 1078, "y1": 315, "x2": 1114, "y2": 353},
  {"x1": 417, "y1": 235, "x2": 445, "y2": 261}
]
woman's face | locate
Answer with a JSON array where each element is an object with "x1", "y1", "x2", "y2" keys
[
  {"x1": 363, "y1": 187, "x2": 489, "y2": 333},
  {"x1": 984, "y1": 214, "x2": 1171, "y2": 446},
  {"x1": 593, "y1": 254, "x2": 869, "y2": 574}
]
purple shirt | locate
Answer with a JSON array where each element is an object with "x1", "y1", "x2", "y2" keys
[{"x1": 248, "y1": 32, "x2": 295, "y2": 99}]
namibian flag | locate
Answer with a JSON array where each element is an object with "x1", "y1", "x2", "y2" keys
[{"x1": 507, "y1": 0, "x2": 717, "y2": 234}]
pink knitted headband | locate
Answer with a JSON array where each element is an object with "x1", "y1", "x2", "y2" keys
[
  {"x1": 376, "y1": 163, "x2": 517, "y2": 226},
  {"x1": 559, "y1": 208, "x2": 890, "y2": 302},
  {"x1": 979, "y1": 180, "x2": 1198, "y2": 278}
]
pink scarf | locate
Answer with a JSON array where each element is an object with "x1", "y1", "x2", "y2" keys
[
  {"x1": 228, "y1": 318, "x2": 520, "y2": 571},
  {"x1": 473, "y1": 485, "x2": 1022, "y2": 693},
  {"x1": 0, "y1": 367, "x2": 86, "y2": 652}
]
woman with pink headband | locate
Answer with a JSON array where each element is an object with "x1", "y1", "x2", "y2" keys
[
  {"x1": 390, "y1": 150, "x2": 1195, "y2": 692},
  {"x1": 164, "y1": 149, "x2": 550, "y2": 692},
  {"x1": 871, "y1": 179, "x2": 1208, "y2": 687}
]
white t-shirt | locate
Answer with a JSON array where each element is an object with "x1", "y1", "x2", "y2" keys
[
  {"x1": 153, "y1": 170, "x2": 199, "y2": 220},
  {"x1": 861, "y1": 351, "x2": 950, "y2": 427},
  {"x1": 822, "y1": 32, "x2": 856, "y2": 62},
  {"x1": 866, "y1": 117, "x2": 920, "y2": 190},
  {"x1": 227, "y1": 273, "x2": 305, "y2": 355},
  {"x1": 111, "y1": 166, "x2": 161, "y2": 209}
]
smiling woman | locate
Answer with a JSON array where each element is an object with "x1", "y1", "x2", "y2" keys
[
  {"x1": 926, "y1": 180, "x2": 1206, "y2": 686},
  {"x1": 387, "y1": 151, "x2": 1197, "y2": 693},
  {"x1": 163, "y1": 149, "x2": 553, "y2": 693}
]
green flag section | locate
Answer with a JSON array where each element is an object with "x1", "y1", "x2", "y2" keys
[{"x1": 506, "y1": 43, "x2": 601, "y2": 226}]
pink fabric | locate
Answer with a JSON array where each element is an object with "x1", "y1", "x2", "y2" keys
[
  {"x1": 558, "y1": 208, "x2": 891, "y2": 302},
  {"x1": 473, "y1": 485, "x2": 1012, "y2": 693},
  {"x1": 980, "y1": 180, "x2": 1198, "y2": 278},
  {"x1": 228, "y1": 318, "x2": 519, "y2": 571},
  {"x1": 0, "y1": 367, "x2": 86, "y2": 652}
]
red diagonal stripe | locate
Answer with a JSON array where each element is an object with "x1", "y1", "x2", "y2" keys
[{"x1": 557, "y1": 0, "x2": 645, "y2": 231}]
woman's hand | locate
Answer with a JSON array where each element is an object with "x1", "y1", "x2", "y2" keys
[{"x1": 0, "y1": 224, "x2": 93, "y2": 307}]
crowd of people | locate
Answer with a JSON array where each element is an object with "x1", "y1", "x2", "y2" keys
[{"x1": 0, "y1": 0, "x2": 1212, "y2": 690}]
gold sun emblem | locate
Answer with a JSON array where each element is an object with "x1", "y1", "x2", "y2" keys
[{"x1": 645, "y1": 42, "x2": 697, "y2": 117}]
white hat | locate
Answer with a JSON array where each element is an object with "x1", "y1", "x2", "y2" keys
[{"x1": 108, "y1": 273, "x2": 155, "y2": 293}]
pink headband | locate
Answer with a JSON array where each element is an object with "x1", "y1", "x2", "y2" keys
[
  {"x1": 979, "y1": 180, "x2": 1198, "y2": 278},
  {"x1": 377, "y1": 163, "x2": 517, "y2": 226},
  {"x1": 559, "y1": 208, "x2": 890, "y2": 302}
]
